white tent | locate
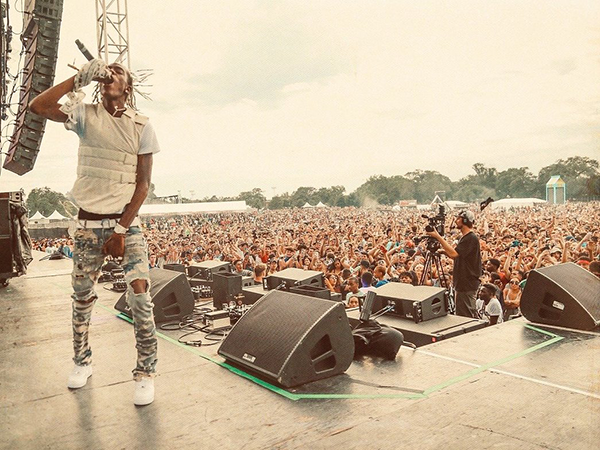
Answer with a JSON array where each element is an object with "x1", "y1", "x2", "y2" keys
[
  {"x1": 490, "y1": 198, "x2": 546, "y2": 210},
  {"x1": 302, "y1": 202, "x2": 314, "y2": 208},
  {"x1": 139, "y1": 201, "x2": 250, "y2": 215},
  {"x1": 430, "y1": 194, "x2": 445, "y2": 206},
  {"x1": 47, "y1": 210, "x2": 69, "y2": 221},
  {"x1": 445, "y1": 200, "x2": 469, "y2": 209},
  {"x1": 315, "y1": 201, "x2": 327, "y2": 208},
  {"x1": 29, "y1": 211, "x2": 49, "y2": 224},
  {"x1": 30, "y1": 211, "x2": 47, "y2": 220}
]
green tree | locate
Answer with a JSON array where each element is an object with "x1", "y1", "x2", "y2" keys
[
  {"x1": 495, "y1": 167, "x2": 537, "y2": 198},
  {"x1": 471, "y1": 163, "x2": 498, "y2": 189},
  {"x1": 355, "y1": 175, "x2": 414, "y2": 206},
  {"x1": 143, "y1": 183, "x2": 158, "y2": 203},
  {"x1": 268, "y1": 193, "x2": 292, "y2": 209},
  {"x1": 537, "y1": 156, "x2": 599, "y2": 200},
  {"x1": 26, "y1": 187, "x2": 77, "y2": 218},
  {"x1": 405, "y1": 170, "x2": 453, "y2": 203},
  {"x1": 290, "y1": 187, "x2": 318, "y2": 208},
  {"x1": 452, "y1": 184, "x2": 496, "y2": 203},
  {"x1": 315, "y1": 186, "x2": 346, "y2": 206},
  {"x1": 237, "y1": 188, "x2": 267, "y2": 209}
]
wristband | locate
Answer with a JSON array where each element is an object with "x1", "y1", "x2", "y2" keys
[{"x1": 114, "y1": 223, "x2": 128, "y2": 235}]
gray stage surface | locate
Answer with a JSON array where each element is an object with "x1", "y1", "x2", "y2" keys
[{"x1": 1, "y1": 252, "x2": 598, "y2": 450}]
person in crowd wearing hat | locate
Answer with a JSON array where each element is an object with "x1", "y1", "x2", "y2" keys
[{"x1": 426, "y1": 210, "x2": 482, "y2": 318}]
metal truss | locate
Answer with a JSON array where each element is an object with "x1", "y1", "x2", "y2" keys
[{"x1": 95, "y1": 0, "x2": 130, "y2": 68}]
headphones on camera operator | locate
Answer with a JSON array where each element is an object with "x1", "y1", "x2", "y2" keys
[{"x1": 456, "y1": 210, "x2": 475, "y2": 228}]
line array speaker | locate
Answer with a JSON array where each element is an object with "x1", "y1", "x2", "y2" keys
[{"x1": 3, "y1": 0, "x2": 64, "y2": 175}]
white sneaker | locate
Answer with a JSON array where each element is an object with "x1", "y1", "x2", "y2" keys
[
  {"x1": 68, "y1": 364, "x2": 93, "y2": 389},
  {"x1": 134, "y1": 377, "x2": 154, "y2": 406}
]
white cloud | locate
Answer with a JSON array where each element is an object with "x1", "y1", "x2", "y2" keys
[{"x1": 2, "y1": 0, "x2": 599, "y2": 199}]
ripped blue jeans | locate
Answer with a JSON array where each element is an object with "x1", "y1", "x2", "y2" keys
[{"x1": 71, "y1": 225, "x2": 157, "y2": 379}]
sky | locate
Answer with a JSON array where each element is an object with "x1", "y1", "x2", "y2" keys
[{"x1": 1, "y1": 0, "x2": 599, "y2": 200}]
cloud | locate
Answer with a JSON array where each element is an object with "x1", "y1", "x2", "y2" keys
[
  {"x1": 180, "y1": 6, "x2": 353, "y2": 106},
  {"x1": 3, "y1": 1, "x2": 600, "y2": 200},
  {"x1": 549, "y1": 58, "x2": 578, "y2": 75}
]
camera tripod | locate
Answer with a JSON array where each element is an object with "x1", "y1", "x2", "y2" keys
[{"x1": 418, "y1": 247, "x2": 456, "y2": 314}]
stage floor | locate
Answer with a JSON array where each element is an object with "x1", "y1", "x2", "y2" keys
[{"x1": 1, "y1": 252, "x2": 598, "y2": 450}]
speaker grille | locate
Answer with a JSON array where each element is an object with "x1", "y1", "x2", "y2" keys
[
  {"x1": 225, "y1": 292, "x2": 334, "y2": 376},
  {"x1": 114, "y1": 269, "x2": 194, "y2": 323},
  {"x1": 521, "y1": 263, "x2": 600, "y2": 330},
  {"x1": 533, "y1": 264, "x2": 600, "y2": 318}
]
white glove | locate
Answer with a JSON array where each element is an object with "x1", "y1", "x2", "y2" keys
[{"x1": 74, "y1": 58, "x2": 111, "y2": 91}]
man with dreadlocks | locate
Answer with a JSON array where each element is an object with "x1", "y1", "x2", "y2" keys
[{"x1": 30, "y1": 59, "x2": 160, "y2": 406}]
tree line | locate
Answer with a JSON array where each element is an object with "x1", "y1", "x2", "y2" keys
[
  {"x1": 25, "y1": 156, "x2": 599, "y2": 215},
  {"x1": 179, "y1": 156, "x2": 600, "y2": 209}
]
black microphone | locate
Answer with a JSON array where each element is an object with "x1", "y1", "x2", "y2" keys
[
  {"x1": 75, "y1": 39, "x2": 95, "y2": 61},
  {"x1": 359, "y1": 290, "x2": 376, "y2": 322},
  {"x1": 75, "y1": 39, "x2": 113, "y2": 84}
]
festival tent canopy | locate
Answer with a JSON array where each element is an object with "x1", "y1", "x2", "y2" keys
[
  {"x1": 30, "y1": 211, "x2": 47, "y2": 220},
  {"x1": 47, "y1": 210, "x2": 69, "y2": 220},
  {"x1": 315, "y1": 201, "x2": 327, "y2": 208},
  {"x1": 29, "y1": 211, "x2": 50, "y2": 224},
  {"x1": 445, "y1": 200, "x2": 469, "y2": 209},
  {"x1": 139, "y1": 201, "x2": 250, "y2": 216},
  {"x1": 302, "y1": 202, "x2": 314, "y2": 208},
  {"x1": 490, "y1": 198, "x2": 546, "y2": 210},
  {"x1": 430, "y1": 194, "x2": 445, "y2": 206}
]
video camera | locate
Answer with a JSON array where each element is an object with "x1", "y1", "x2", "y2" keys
[
  {"x1": 413, "y1": 204, "x2": 447, "y2": 252},
  {"x1": 422, "y1": 204, "x2": 446, "y2": 235}
]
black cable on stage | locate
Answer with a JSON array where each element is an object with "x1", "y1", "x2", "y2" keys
[{"x1": 154, "y1": 300, "x2": 232, "y2": 347}]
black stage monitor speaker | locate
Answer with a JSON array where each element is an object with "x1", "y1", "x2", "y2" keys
[
  {"x1": 521, "y1": 263, "x2": 600, "y2": 331},
  {"x1": 218, "y1": 290, "x2": 354, "y2": 387},
  {"x1": 374, "y1": 282, "x2": 447, "y2": 323},
  {"x1": 241, "y1": 285, "x2": 268, "y2": 305},
  {"x1": 188, "y1": 260, "x2": 231, "y2": 280},
  {"x1": 163, "y1": 263, "x2": 186, "y2": 273},
  {"x1": 290, "y1": 284, "x2": 331, "y2": 300},
  {"x1": 213, "y1": 272, "x2": 243, "y2": 309},
  {"x1": 114, "y1": 269, "x2": 194, "y2": 323},
  {"x1": 265, "y1": 268, "x2": 324, "y2": 290}
]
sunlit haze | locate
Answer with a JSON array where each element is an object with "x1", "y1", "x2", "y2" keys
[{"x1": 2, "y1": 0, "x2": 599, "y2": 199}]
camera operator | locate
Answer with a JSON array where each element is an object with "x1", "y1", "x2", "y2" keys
[{"x1": 426, "y1": 210, "x2": 482, "y2": 318}]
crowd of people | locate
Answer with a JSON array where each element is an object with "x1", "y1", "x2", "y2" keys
[{"x1": 32, "y1": 202, "x2": 600, "y2": 324}]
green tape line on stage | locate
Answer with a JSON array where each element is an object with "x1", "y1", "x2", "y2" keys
[
  {"x1": 104, "y1": 306, "x2": 426, "y2": 400},
  {"x1": 523, "y1": 323, "x2": 560, "y2": 338},
  {"x1": 101, "y1": 304, "x2": 563, "y2": 401},
  {"x1": 422, "y1": 332, "x2": 563, "y2": 396},
  {"x1": 104, "y1": 307, "x2": 300, "y2": 400}
]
